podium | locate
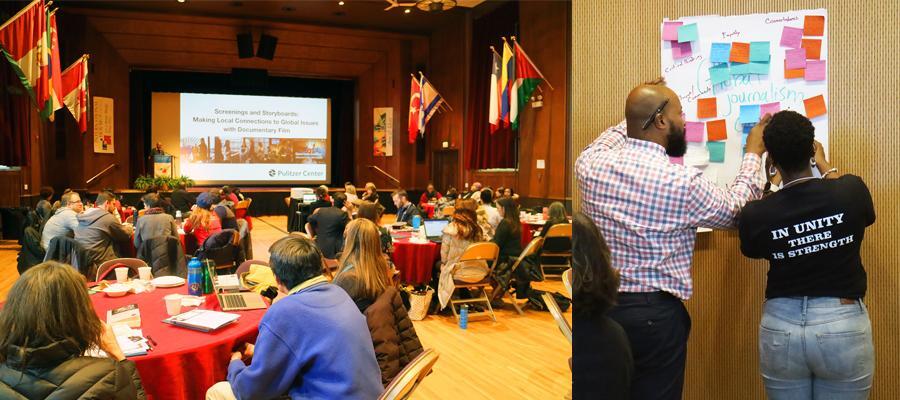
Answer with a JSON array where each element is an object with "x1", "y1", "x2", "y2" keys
[{"x1": 153, "y1": 154, "x2": 173, "y2": 178}]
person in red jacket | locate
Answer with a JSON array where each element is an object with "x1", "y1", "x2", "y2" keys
[{"x1": 419, "y1": 183, "x2": 442, "y2": 205}]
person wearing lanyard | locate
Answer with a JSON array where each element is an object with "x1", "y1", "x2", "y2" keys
[
  {"x1": 206, "y1": 235, "x2": 383, "y2": 400},
  {"x1": 738, "y1": 110, "x2": 875, "y2": 400},
  {"x1": 575, "y1": 78, "x2": 767, "y2": 400}
]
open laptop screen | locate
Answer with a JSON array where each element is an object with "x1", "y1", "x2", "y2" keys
[{"x1": 423, "y1": 219, "x2": 450, "y2": 238}]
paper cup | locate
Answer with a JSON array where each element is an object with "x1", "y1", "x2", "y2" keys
[
  {"x1": 138, "y1": 267, "x2": 152, "y2": 281},
  {"x1": 115, "y1": 267, "x2": 129, "y2": 283},
  {"x1": 164, "y1": 294, "x2": 182, "y2": 316}
]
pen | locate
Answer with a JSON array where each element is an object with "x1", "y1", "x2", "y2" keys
[{"x1": 146, "y1": 335, "x2": 159, "y2": 347}]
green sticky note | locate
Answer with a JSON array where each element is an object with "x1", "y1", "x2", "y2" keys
[
  {"x1": 749, "y1": 61, "x2": 769, "y2": 74},
  {"x1": 709, "y1": 64, "x2": 730, "y2": 85},
  {"x1": 678, "y1": 23, "x2": 698, "y2": 43},
  {"x1": 707, "y1": 141, "x2": 726, "y2": 163},
  {"x1": 749, "y1": 41, "x2": 770, "y2": 62},
  {"x1": 730, "y1": 63, "x2": 751, "y2": 75}
]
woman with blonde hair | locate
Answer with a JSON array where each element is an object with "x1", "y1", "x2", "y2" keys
[
  {"x1": 0, "y1": 261, "x2": 145, "y2": 398},
  {"x1": 184, "y1": 192, "x2": 222, "y2": 246},
  {"x1": 344, "y1": 182, "x2": 359, "y2": 203},
  {"x1": 455, "y1": 198, "x2": 494, "y2": 239},
  {"x1": 333, "y1": 218, "x2": 393, "y2": 311},
  {"x1": 437, "y1": 208, "x2": 489, "y2": 309}
]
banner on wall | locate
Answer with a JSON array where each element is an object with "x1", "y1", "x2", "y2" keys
[
  {"x1": 374, "y1": 107, "x2": 393, "y2": 157},
  {"x1": 92, "y1": 96, "x2": 114, "y2": 153}
]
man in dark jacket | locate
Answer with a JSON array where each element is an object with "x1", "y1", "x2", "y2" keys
[
  {"x1": 134, "y1": 193, "x2": 179, "y2": 251},
  {"x1": 170, "y1": 182, "x2": 195, "y2": 214},
  {"x1": 307, "y1": 193, "x2": 349, "y2": 259},
  {"x1": 75, "y1": 192, "x2": 134, "y2": 271},
  {"x1": 392, "y1": 190, "x2": 421, "y2": 225}
]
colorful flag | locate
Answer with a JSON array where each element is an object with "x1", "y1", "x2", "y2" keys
[
  {"x1": 407, "y1": 75, "x2": 421, "y2": 143},
  {"x1": 511, "y1": 41, "x2": 546, "y2": 130},
  {"x1": 0, "y1": 0, "x2": 51, "y2": 116},
  {"x1": 418, "y1": 74, "x2": 444, "y2": 135},
  {"x1": 499, "y1": 40, "x2": 514, "y2": 126},
  {"x1": 47, "y1": 10, "x2": 63, "y2": 120},
  {"x1": 61, "y1": 55, "x2": 89, "y2": 133},
  {"x1": 488, "y1": 49, "x2": 501, "y2": 133}
]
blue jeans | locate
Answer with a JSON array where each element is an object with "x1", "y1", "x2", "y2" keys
[{"x1": 759, "y1": 297, "x2": 874, "y2": 400}]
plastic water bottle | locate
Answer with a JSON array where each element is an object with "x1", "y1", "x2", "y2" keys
[
  {"x1": 459, "y1": 305, "x2": 469, "y2": 330},
  {"x1": 411, "y1": 215, "x2": 422, "y2": 230},
  {"x1": 187, "y1": 257, "x2": 202, "y2": 296},
  {"x1": 175, "y1": 210, "x2": 182, "y2": 224}
]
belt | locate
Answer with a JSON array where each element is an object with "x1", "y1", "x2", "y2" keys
[{"x1": 617, "y1": 291, "x2": 680, "y2": 303}]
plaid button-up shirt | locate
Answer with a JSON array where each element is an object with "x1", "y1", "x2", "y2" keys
[{"x1": 575, "y1": 120, "x2": 762, "y2": 299}]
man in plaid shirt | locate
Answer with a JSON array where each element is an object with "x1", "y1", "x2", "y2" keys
[{"x1": 575, "y1": 81, "x2": 768, "y2": 400}]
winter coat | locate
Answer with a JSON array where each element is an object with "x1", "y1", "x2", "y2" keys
[
  {"x1": 43, "y1": 236, "x2": 91, "y2": 277},
  {"x1": 137, "y1": 235, "x2": 187, "y2": 277},
  {"x1": 362, "y1": 287, "x2": 424, "y2": 386},
  {"x1": 75, "y1": 208, "x2": 132, "y2": 273}
]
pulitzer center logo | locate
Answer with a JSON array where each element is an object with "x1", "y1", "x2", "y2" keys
[{"x1": 268, "y1": 169, "x2": 276, "y2": 177}]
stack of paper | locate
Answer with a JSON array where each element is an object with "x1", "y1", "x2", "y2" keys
[
  {"x1": 111, "y1": 324, "x2": 150, "y2": 357},
  {"x1": 107, "y1": 304, "x2": 141, "y2": 328},
  {"x1": 163, "y1": 309, "x2": 240, "y2": 332}
]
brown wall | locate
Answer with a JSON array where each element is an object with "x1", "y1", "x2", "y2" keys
[{"x1": 572, "y1": 0, "x2": 900, "y2": 398}]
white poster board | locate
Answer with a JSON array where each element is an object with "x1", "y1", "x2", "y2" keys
[
  {"x1": 93, "y1": 96, "x2": 115, "y2": 154},
  {"x1": 660, "y1": 9, "x2": 828, "y2": 187}
]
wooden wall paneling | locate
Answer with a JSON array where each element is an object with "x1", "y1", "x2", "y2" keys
[
  {"x1": 571, "y1": 1, "x2": 900, "y2": 399},
  {"x1": 0, "y1": 171, "x2": 23, "y2": 207}
]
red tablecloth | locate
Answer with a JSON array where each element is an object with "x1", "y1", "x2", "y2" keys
[
  {"x1": 521, "y1": 220, "x2": 545, "y2": 247},
  {"x1": 420, "y1": 203, "x2": 436, "y2": 218},
  {"x1": 91, "y1": 286, "x2": 266, "y2": 400},
  {"x1": 391, "y1": 238, "x2": 440, "y2": 285}
]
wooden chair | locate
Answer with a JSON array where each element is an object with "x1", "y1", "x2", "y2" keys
[
  {"x1": 495, "y1": 237, "x2": 545, "y2": 315},
  {"x1": 96, "y1": 258, "x2": 149, "y2": 282},
  {"x1": 323, "y1": 258, "x2": 340, "y2": 280},
  {"x1": 542, "y1": 292, "x2": 572, "y2": 344},
  {"x1": 449, "y1": 242, "x2": 500, "y2": 323},
  {"x1": 540, "y1": 223, "x2": 572, "y2": 278},
  {"x1": 440, "y1": 206, "x2": 455, "y2": 219},
  {"x1": 562, "y1": 268, "x2": 573, "y2": 299},
  {"x1": 234, "y1": 198, "x2": 253, "y2": 230},
  {"x1": 237, "y1": 259, "x2": 269, "y2": 289},
  {"x1": 378, "y1": 349, "x2": 440, "y2": 400}
]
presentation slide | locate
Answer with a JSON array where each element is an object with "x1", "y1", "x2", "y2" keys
[{"x1": 151, "y1": 92, "x2": 331, "y2": 185}]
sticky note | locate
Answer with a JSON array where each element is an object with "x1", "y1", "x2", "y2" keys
[
  {"x1": 709, "y1": 64, "x2": 730, "y2": 85},
  {"x1": 741, "y1": 123, "x2": 755, "y2": 135},
  {"x1": 730, "y1": 63, "x2": 751, "y2": 76},
  {"x1": 685, "y1": 121, "x2": 705, "y2": 142},
  {"x1": 785, "y1": 48, "x2": 807, "y2": 70},
  {"x1": 749, "y1": 41, "x2": 770, "y2": 62},
  {"x1": 678, "y1": 23, "x2": 698, "y2": 43},
  {"x1": 707, "y1": 141, "x2": 726, "y2": 163},
  {"x1": 801, "y1": 38, "x2": 822, "y2": 60},
  {"x1": 710, "y1": 43, "x2": 731, "y2": 64},
  {"x1": 804, "y1": 15, "x2": 825, "y2": 36},
  {"x1": 671, "y1": 41, "x2": 692, "y2": 58},
  {"x1": 662, "y1": 21, "x2": 683, "y2": 41},
  {"x1": 729, "y1": 42, "x2": 750, "y2": 63},
  {"x1": 697, "y1": 97, "x2": 717, "y2": 118},
  {"x1": 805, "y1": 60, "x2": 826, "y2": 81},
  {"x1": 670, "y1": 156, "x2": 684, "y2": 165},
  {"x1": 780, "y1": 26, "x2": 803, "y2": 48},
  {"x1": 803, "y1": 95, "x2": 827, "y2": 119},
  {"x1": 760, "y1": 102, "x2": 781, "y2": 116},
  {"x1": 749, "y1": 62, "x2": 769, "y2": 75},
  {"x1": 706, "y1": 119, "x2": 728, "y2": 141},
  {"x1": 784, "y1": 60, "x2": 804, "y2": 79},
  {"x1": 739, "y1": 104, "x2": 761, "y2": 124}
]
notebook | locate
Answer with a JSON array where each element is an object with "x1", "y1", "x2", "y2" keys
[{"x1": 162, "y1": 309, "x2": 240, "y2": 332}]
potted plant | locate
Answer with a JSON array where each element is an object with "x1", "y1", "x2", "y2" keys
[{"x1": 133, "y1": 175, "x2": 154, "y2": 190}]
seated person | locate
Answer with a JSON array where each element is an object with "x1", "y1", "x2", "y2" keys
[
  {"x1": 462, "y1": 182, "x2": 483, "y2": 200},
  {"x1": 442, "y1": 186, "x2": 458, "y2": 203},
  {"x1": 210, "y1": 189, "x2": 248, "y2": 240},
  {"x1": 479, "y1": 189, "x2": 502, "y2": 231},
  {"x1": 133, "y1": 193, "x2": 179, "y2": 251},
  {"x1": 392, "y1": 190, "x2": 421, "y2": 225},
  {"x1": 309, "y1": 186, "x2": 333, "y2": 214},
  {"x1": 221, "y1": 186, "x2": 239, "y2": 207},
  {"x1": 307, "y1": 193, "x2": 350, "y2": 259},
  {"x1": 361, "y1": 182, "x2": 380, "y2": 203},
  {"x1": 75, "y1": 192, "x2": 134, "y2": 271},
  {"x1": 0, "y1": 261, "x2": 145, "y2": 399},
  {"x1": 493, "y1": 197, "x2": 530, "y2": 299},
  {"x1": 184, "y1": 192, "x2": 223, "y2": 247},
  {"x1": 419, "y1": 183, "x2": 442, "y2": 205},
  {"x1": 357, "y1": 202, "x2": 392, "y2": 254},
  {"x1": 41, "y1": 191, "x2": 83, "y2": 250},
  {"x1": 457, "y1": 198, "x2": 493, "y2": 240},
  {"x1": 333, "y1": 218, "x2": 393, "y2": 311},
  {"x1": 205, "y1": 235, "x2": 383, "y2": 400},
  {"x1": 170, "y1": 182, "x2": 195, "y2": 214},
  {"x1": 503, "y1": 187, "x2": 520, "y2": 201},
  {"x1": 35, "y1": 186, "x2": 55, "y2": 225},
  {"x1": 436, "y1": 208, "x2": 488, "y2": 309},
  {"x1": 539, "y1": 201, "x2": 571, "y2": 269},
  {"x1": 344, "y1": 182, "x2": 359, "y2": 203}
]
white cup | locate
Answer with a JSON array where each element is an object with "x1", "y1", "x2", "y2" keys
[
  {"x1": 114, "y1": 267, "x2": 129, "y2": 283},
  {"x1": 138, "y1": 267, "x2": 152, "y2": 281},
  {"x1": 164, "y1": 294, "x2": 182, "y2": 316}
]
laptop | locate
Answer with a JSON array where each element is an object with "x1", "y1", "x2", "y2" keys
[
  {"x1": 423, "y1": 219, "x2": 450, "y2": 243},
  {"x1": 207, "y1": 264, "x2": 268, "y2": 311},
  {"x1": 302, "y1": 193, "x2": 317, "y2": 204}
]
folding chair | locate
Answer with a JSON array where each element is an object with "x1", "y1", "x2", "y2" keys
[
  {"x1": 96, "y1": 258, "x2": 149, "y2": 282},
  {"x1": 493, "y1": 237, "x2": 544, "y2": 315},
  {"x1": 561, "y1": 268, "x2": 573, "y2": 299},
  {"x1": 542, "y1": 292, "x2": 572, "y2": 344},
  {"x1": 448, "y1": 242, "x2": 500, "y2": 323},
  {"x1": 540, "y1": 223, "x2": 572, "y2": 278},
  {"x1": 378, "y1": 349, "x2": 440, "y2": 400},
  {"x1": 235, "y1": 198, "x2": 253, "y2": 230}
]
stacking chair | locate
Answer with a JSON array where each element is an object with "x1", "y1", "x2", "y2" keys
[
  {"x1": 493, "y1": 237, "x2": 545, "y2": 315},
  {"x1": 542, "y1": 292, "x2": 572, "y2": 344},
  {"x1": 439, "y1": 206, "x2": 455, "y2": 219},
  {"x1": 448, "y1": 242, "x2": 500, "y2": 323},
  {"x1": 378, "y1": 349, "x2": 440, "y2": 400},
  {"x1": 540, "y1": 223, "x2": 572, "y2": 278},
  {"x1": 96, "y1": 258, "x2": 149, "y2": 282},
  {"x1": 234, "y1": 198, "x2": 253, "y2": 230},
  {"x1": 562, "y1": 268, "x2": 573, "y2": 298}
]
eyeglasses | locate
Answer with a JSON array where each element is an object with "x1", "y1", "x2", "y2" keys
[{"x1": 641, "y1": 99, "x2": 669, "y2": 130}]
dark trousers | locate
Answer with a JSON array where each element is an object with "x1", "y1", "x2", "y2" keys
[{"x1": 607, "y1": 292, "x2": 691, "y2": 400}]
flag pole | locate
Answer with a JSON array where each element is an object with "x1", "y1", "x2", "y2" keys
[
  {"x1": 511, "y1": 36, "x2": 555, "y2": 91},
  {"x1": 490, "y1": 45, "x2": 499, "y2": 56},
  {"x1": 418, "y1": 70, "x2": 453, "y2": 111},
  {"x1": 0, "y1": 0, "x2": 42, "y2": 32}
]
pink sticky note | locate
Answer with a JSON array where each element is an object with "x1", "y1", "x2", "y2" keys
[
  {"x1": 785, "y1": 48, "x2": 807, "y2": 70},
  {"x1": 685, "y1": 121, "x2": 705, "y2": 142},
  {"x1": 760, "y1": 102, "x2": 781, "y2": 116},
  {"x1": 662, "y1": 21, "x2": 683, "y2": 41},
  {"x1": 671, "y1": 41, "x2": 692, "y2": 58},
  {"x1": 780, "y1": 26, "x2": 803, "y2": 48},
  {"x1": 805, "y1": 60, "x2": 826, "y2": 81},
  {"x1": 669, "y1": 156, "x2": 684, "y2": 165}
]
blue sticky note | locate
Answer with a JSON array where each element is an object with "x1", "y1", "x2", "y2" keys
[
  {"x1": 707, "y1": 141, "x2": 726, "y2": 163},
  {"x1": 739, "y1": 105, "x2": 761, "y2": 124},
  {"x1": 709, "y1": 64, "x2": 730, "y2": 85},
  {"x1": 741, "y1": 134, "x2": 749, "y2": 153},
  {"x1": 742, "y1": 123, "x2": 754, "y2": 134},
  {"x1": 678, "y1": 23, "x2": 698, "y2": 43},
  {"x1": 710, "y1": 43, "x2": 731, "y2": 64},
  {"x1": 730, "y1": 63, "x2": 751, "y2": 75},
  {"x1": 749, "y1": 62, "x2": 770, "y2": 75},
  {"x1": 749, "y1": 41, "x2": 770, "y2": 62}
]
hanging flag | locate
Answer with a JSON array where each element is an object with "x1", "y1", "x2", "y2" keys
[
  {"x1": 407, "y1": 75, "x2": 422, "y2": 144},
  {"x1": 488, "y1": 48, "x2": 501, "y2": 133},
  {"x1": 511, "y1": 40, "x2": 547, "y2": 130},
  {"x1": 499, "y1": 39, "x2": 514, "y2": 126},
  {"x1": 47, "y1": 10, "x2": 63, "y2": 121},
  {"x1": 61, "y1": 54, "x2": 89, "y2": 133},
  {"x1": 0, "y1": 0, "x2": 51, "y2": 116},
  {"x1": 418, "y1": 74, "x2": 444, "y2": 135}
]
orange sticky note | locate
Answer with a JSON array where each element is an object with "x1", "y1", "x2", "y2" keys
[
  {"x1": 729, "y1": 42, "x2": 750, "y2": 63},
  {"x1": 697, "y1": 97, "x2": 717, "y2": 119},
  {"x1": 804, "y1": 95, "x2": 827, "y2": 119},
  {"x1": 804, "y1": 15, "x2": 825, "y2": 36},
  {"x1": 784, "y1": 60, "x2": 804, "y2": 79},
  {"x1": 706, "y1": 119, "x2": 728, "y2": 141},
  {"x1": 801, "y1": 38, "x2": 822, "y2": 60}
]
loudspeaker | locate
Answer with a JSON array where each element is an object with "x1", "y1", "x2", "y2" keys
[
  {"x1": 257, "y1": 34, "x2": 278, "y2": 60},
  {"x1": 236, "y1": 33, "x2": 253, "y2": 59},
  {"x1": 231, "y1": 68, "x2": 268, "y2": 88}
]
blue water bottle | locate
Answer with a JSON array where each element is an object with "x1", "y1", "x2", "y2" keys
[
  {"x1": 459, "y1": 305, "x2": 469, "y2": 330},
  {"x1": 187, "y1": 257, "x2": 202, "y2": 296},
  {"x1": 412, "y1": 215, "x2": 422, "y2": 230}
]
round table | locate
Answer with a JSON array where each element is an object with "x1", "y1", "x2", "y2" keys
[
  {"x1": 91, "y1": 286, "x2": 266, "y2": 400},
  {"x1": 521, "y1": 220, "x2": 545, "y2": 247},
  {"x1": 391, "y1": 237, "x2": 440, "y2": 285}
]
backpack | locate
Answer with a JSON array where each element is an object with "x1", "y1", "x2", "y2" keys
[{"x1": 527, "y1": 289, "x2": 571, "y2": 312}]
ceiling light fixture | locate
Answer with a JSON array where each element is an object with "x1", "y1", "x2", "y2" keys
[
  {"x1": 404, "y1": 8, "x2": 411, "y2": 14},
  {"x1": 177, "y1": 0, "x2": 186, "y2": 3},
  {"x1": 338, "y1": 1, "x2": 345, "y2": 5}
]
